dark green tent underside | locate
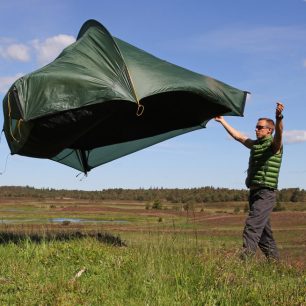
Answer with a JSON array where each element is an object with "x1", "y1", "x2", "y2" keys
[{"x1": 52, "y1": 125, "x2": 202, "y2": 173}]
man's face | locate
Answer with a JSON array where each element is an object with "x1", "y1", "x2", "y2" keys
[{"x1": 255, "y1": 120, "x2": 272, "y2": 139}]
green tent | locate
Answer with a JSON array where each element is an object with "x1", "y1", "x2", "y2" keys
[{"x1": 2, "y1": 19, "x2": 248, "y2": 174}]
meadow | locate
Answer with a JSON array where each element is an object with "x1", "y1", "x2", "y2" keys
[{"x1": 0, "y1": 198, "x2": 305, "y2": 305}]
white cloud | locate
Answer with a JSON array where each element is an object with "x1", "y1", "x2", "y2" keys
[
  {"x1": 1, "y1": 34, "x2": 75, "y2": 66},
  {"x1": 0, "y1": 73, "x2": 24, "y2": 94},
  {"x1": 0, "y1": 34, "x2": 75, "y2": 93},
  {"x1": 303, "y1": 59, "x2": 306, "y2": 67},
  {"x1": 31, "y1": 34, "x2": 75, "y2": 66},
  {"x1": 0, "y1": 43, "x2": 30, "y2": 62},
  {"x1": 283, "y1": 130, "x2": 306, "y2": 144}
]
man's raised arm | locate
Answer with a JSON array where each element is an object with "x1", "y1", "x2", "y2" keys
[
  {"x1": 215, "y1": 116, "x2": 254, "y2": 149},
  {"x1": 272, "y1": 102, "x2": 284, "y2": 153}
]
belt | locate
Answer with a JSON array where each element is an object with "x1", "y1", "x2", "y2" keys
[{"x1": 249, "y1": 186, "x2": 275, "y2": 191}]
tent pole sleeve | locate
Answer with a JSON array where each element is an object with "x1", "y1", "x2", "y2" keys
[
  {"x1": 7, "y1": 91, "x2": 23, "y2": 143},
  {"x1": 123, "y1": 65, "x2": 145, "y2": 116}
]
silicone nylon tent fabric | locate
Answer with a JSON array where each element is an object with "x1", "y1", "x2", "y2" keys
[{"x1": 2, "y1": 19, "x2": 248, "y2": 174}]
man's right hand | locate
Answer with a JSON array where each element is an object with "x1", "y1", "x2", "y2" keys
[{"x1": 214, "y1": 116, "x2": 224, "y2": 123}]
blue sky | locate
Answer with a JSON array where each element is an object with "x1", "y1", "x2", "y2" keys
[{"x1": 0, "y1": 0, "x2": 305, "y2": 190}]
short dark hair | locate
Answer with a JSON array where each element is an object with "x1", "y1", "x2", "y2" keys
[{"x1": 258, "y1": 118, "x2": 275, "y2": 133}]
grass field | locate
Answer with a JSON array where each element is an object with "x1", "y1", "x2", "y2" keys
[{"x1": 0, "y1": 198, "x2": 305, "y2": 305}]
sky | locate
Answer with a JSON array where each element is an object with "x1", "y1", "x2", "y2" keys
[{"x1": 0, "y1": 0, "x2": 305, "y2": 191}]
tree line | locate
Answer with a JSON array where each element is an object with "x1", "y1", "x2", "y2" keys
[{"x1": 0, "y1": 186, "x2": 305, "y2": 203}]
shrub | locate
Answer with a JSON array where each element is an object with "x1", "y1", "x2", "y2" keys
[
  {"x1": 152, "y1": 200, "x2": 162, "y2": 210},
  {"x1": 234, "y1": 207, "x2": 240, "y2": 214},
  {"x1": 244, "y1": 203, "x2": 249, "y2": 213},
  {"x1": 273, "y1": 202, "x2": 285, "y2": 212}
]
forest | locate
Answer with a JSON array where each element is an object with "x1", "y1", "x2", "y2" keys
[{"x1": 0, "y1": 186, "x2": 305, "y2": 203}]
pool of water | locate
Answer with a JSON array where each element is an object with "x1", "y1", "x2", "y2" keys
[
  {"x1": 49, "y1": 218, "x2": 128, "y2": 224},
  {"x1": 0, "y1": 218, "x2": 129, "y2": 224}
]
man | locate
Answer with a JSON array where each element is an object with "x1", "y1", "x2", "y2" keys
[{"x1": 215, "y1": 102, "x2": 284, "y2": 260}]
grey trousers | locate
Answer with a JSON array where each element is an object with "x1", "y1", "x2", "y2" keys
[{"x1": 242, "y1": 188, "x2": 279, "y2": 260}]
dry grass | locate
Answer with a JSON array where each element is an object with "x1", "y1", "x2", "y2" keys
[{"x1": 0, "y1": 197, "x2": 305, "y2": 269}]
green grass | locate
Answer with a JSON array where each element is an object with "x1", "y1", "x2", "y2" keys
[
  {"x1": 0, "y1": 234, "x2": 305, "y2": 305},
  {"x1": 0, "y1": 198, "x2": 305, "y2": 304}
]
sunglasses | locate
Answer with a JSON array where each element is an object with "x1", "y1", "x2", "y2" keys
[{"x1": 255, "y1": 125, "x2": 270, "y2": 130}]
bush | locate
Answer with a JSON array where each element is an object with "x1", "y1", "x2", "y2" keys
[
  {"x1": 183, "y1": 202, "x2": 195, "y2": 212},
  {"x1": 273, "y1": 202, "x2": 285, "y2": 212},
  {"x1": 244, "y1": 203, "x2": 249, "y2": 213},
  {"x1": 152, "y1": 200, "x2": 162, "y2": 210},
  {"x1": 234, "y1": 207, "x2": 240, "y2": 214}
]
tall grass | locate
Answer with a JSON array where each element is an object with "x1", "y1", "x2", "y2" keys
[{"x1": 0, "y1": 232, "x2": 305, "y2": 305}]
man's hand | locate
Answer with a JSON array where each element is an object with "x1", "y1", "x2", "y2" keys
[
  {"x1": 276, "y1": 102, "x2": 284, "y2": 118},
  {"x1": 214, "y1": 116, "x2": 225, "y2": 123},
  {"x1": 273, "y1": 102, "x2": 284, "y2": 153}
]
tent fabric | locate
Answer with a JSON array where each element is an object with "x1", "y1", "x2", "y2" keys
[{"x1": 2, "y1": 19, "x2": 248, "y2": 174}]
